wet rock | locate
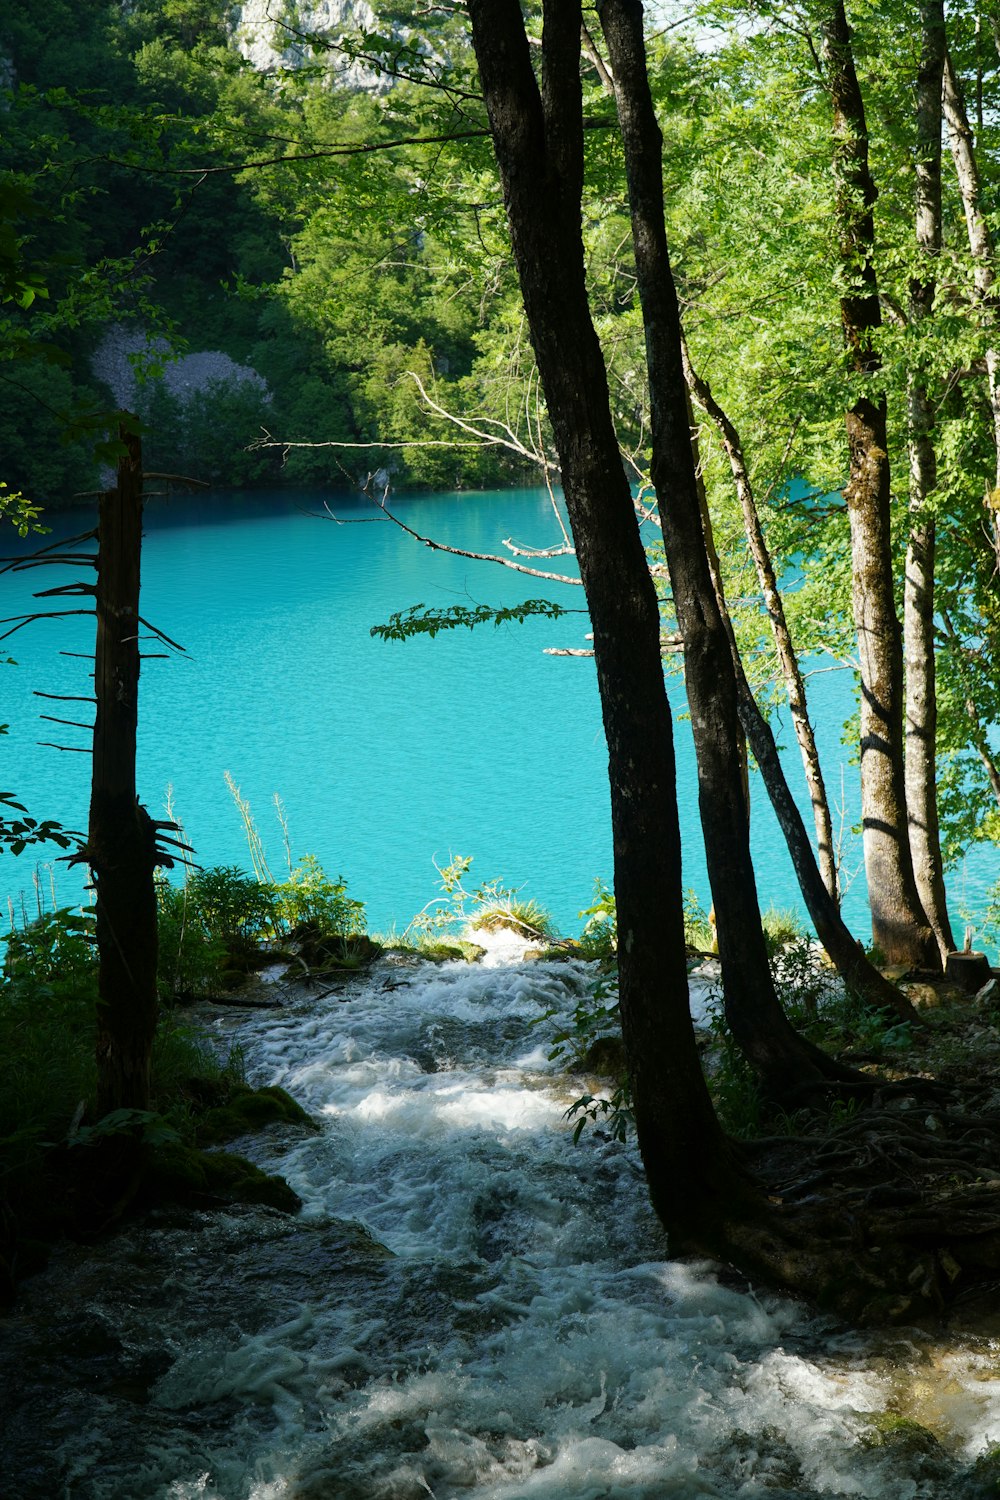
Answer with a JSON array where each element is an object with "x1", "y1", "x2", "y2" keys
[
  {"x1": 194, "y1": 1084, "x2": 318, "y2": 1145},
  {"x1": 581, "y1": 1034, "x2": 627, "y2": 1079},
  {"x1": 145, "y1": 1143, "x2": 302, "y2": 1213}
]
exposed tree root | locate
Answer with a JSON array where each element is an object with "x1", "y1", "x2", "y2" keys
[{"x1": 690, "y1": 1073, "x2": 1000, "y2": 1322}]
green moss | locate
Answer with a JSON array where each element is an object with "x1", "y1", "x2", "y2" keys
[
  {"x1": 420, "y1": 940, "x2": 486, "y2": 963},
  {"x1": 533, "y1": 942, "x2": 582, "y2": 961},
  {"x1": 195, "y1": 1084, "x2": 318, "y2": 1145},
  {"x1": 859, "y1": 1411, "x2": 945, "y2": 1455},
  {"x1": 147, "y1": 1142, "x2": 301, "y2": 1214},
  {"x1": 966, "y1": 1445, "x2": 1000, "y2": 1496}
]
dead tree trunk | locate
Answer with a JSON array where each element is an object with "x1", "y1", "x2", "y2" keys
[
  {"x1": 819, "y1": 0, "x2": 938, "y2": 970},
  {"x1": 88, "y1": 424, "x2": 159, "y2": 1117}
]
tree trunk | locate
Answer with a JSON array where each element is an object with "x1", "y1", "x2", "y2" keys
[
  {"x1": 819, "y1": 0, "x2": 938, "y2": 970},
  {"x1": 680, "y1": 371, "x2": 916, "y2": 1020},
  {"x1": 465, "y1": 0, "x2": 754, "y2": 1239},
  {"x1": 88, "y1": 424, "x2": 159, "y2": 1117},
  {"x1": 681, "y1": 340, "x2": 839, "y2": 902},
  {"x1": 943, "y1": 47, "x2": 1000, "y2": 570},
  {"x1": 597, "y1": 0, "x2": 858, "y2": 1096},
  {"x1": 904, "y1": 0, "x2": 956, "y2": 963}
]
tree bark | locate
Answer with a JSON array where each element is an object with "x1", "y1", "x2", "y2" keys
[
  {"x1": 819, "y1": 0, "x2": 938, "y2": 970},
  {"x1": 466, "y1": 0, "x2": 754, "y2": 1238},
  {"x1": 597, "y1": 0, "x2": 859, "y2": 1095},
  {"x1": 681, "y1": 341, "x2": 839, "y2": 902},
  {"x1": 904, "y1": 0, "x2": 956, "y2": 963},
  {"x1": 88, "y1": 424, "x2": 159, "y2": 1117},
  {"x1": 680, "y1": 369, "x2": 916, "y2": 1020}
]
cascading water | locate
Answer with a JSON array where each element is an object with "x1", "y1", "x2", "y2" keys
[{"x1": 3, "y1": 944, "x2": 1000, "y2": 1499}]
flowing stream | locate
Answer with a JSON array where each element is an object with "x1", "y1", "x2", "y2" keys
[{"x1": 4, "y1": 942, "x2": 1000, "y2": 1499}]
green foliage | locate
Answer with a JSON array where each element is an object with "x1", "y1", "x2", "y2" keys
[
  {"x1": 0, "y1": 910, "x2": 99, "y2": 1174},
  {"x1": 577, "y1": 878, "x2": 617, "y2": 958},
  {"x1": 565, "y1": 1087, "x2": 633, "y2": 1146},
  {"x1": 0, "y1": 790, "x2": 73, "y2": 857},
  {"x1": 273, "y1": 854, "x2": 366, "y2": 936},
  {"x1": 979, "y1": 878, "x2": 1000, "y2": 959},
  {"x1": 761, "y1": 906, "x2": 807, "y2": 957},
  {"x1": 138, "y1": 378, "x2": 274, "y2": 488},
  {"x1": 155, "y1": 877, "x2": 229, "y2": 1001},
  {"x1": 157, "y1": 856, "x2": 367, "y2": 997},
  {"x1": 67, "y1": 1108, "x2": 181, "y2": 1151},
  {"x1": 4, "y1": 906, "x2": 96, "y2": 989},
  {"x1": 183, "y1": 865, "x2": 277, "y2": 949},
  {"x1": 0, "y1": 482, "x2": 46, "y2": 538},
  {"x1": 544, "y1": 971, "x2": 621, "y2": 1072},
  {"x1": 0, "y1": 896, "x2": 300, "y2": 1291},
  {"x1": 408, "y1": 854, "x2": 552, "y2": 940},
  {"x1": 372, "y1": 599, "x2": 568, "y2": 642},
  {"x1": 704, "y1": 1000, "x2": 766, "y2": 1140},
  {"x1": 683, "y1": 889, "x2": 716, "y2": 953}
]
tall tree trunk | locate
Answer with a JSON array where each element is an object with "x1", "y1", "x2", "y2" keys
[
  {"x1": 819, "y1": 0, "x2": 938, "y2": 970},
  {"x1": 465, "y1": 0, "x2": 754, "y2": 1239},
  {"x1": 88, "y1": 425, "x2": 159, "y2": 1117},
  {"x1": 905, "y1": 0, "x2": 956, "y2": 962},
  {"x1": 681, "y1": 341, "x2": 839, "y2": 901},
  {"x1": 943, "y1": 47, "x2": 1000, "y2": 569},
  {"x1": 681, "y1": 370, "x2": 916, "y2": 1019},
  {"x1": 597, "y1": 0, "x2": 857, "y2": 1095}
]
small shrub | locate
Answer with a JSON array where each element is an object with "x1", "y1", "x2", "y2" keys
[
  {"x1": 184, "y1": 866, "x2": 277, "y2": 951},
  {"x1": 683, "y1": 889, "x2": 716, "y2": 952},
  {"x1": 408, "y1": 854, "x2": 551, "y2": 940},
  {"x1": 4, "y1": 907, "x2": 96, "y2": 989},
  {"x1": 156, "y1": 879, "x2": 228, "y2": 1002},
  {"x1": 0, "y1": 909, "x2": 98, "y2": 1147},
  {"x1": 473, "y1": 893, "x2": 552, "y2": 937},
  {"x1": 761, "y1": 905, "x2": 806, "y2": 956},
  {"x1": 274, "y1": 854, "x2": 366, "y2": 936},
  {"x1": 578, "y1": 879, "x2": 617, "y2": 958},
  {"x1": 704, "y1": 1003, "x2": 766, "y2": 1139}
]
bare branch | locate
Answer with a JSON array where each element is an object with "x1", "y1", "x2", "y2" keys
[
  {"x1": 0, "y1": 609, "x2": 96, "y2": 642},
  {"x1": 345, "y1": 492, "x2": 583, "y2": 587},
  {"x1": 136, "y1": 616, "x2": 187, "y2": 653}
]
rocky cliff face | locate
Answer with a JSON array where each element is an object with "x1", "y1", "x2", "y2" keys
[
  {"x1": 232, "y1": 0, "x2": 383, "y2": 88},
  {"x1": 91, "y1": 327, "x2": 270, "y2": 413}
]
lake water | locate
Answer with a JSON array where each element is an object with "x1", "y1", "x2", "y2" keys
[{"x1": 0, "y1": 487, "x2": 992, "y2": 946}]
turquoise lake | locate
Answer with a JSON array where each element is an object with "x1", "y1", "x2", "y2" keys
[{"x1": 1, "y1": 487, "x2": 993, "y2": 947}]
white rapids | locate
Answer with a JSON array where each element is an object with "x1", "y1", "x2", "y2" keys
[{"x1": 7, "y1": 946, "x2": 1000, "y2": 1499}]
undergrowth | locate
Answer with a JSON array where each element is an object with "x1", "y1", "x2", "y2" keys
[
  {"x1": 406, "y1": 854, "x2": 554, "y2": 942},
  {"x1": 157, "y1": 856, "x2": 369, "y2": 999},
  {"x1": 0, "y1": 878, "x2": 319, "y2": 1298}
]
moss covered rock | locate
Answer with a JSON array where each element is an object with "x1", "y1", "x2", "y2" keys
[
  {"x1": 195, "y1": 1084, "x2": 318, "y2": 1145},
  {"x1": 146, "y1": 1143, "x2": 301, "y2": 1213}
]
